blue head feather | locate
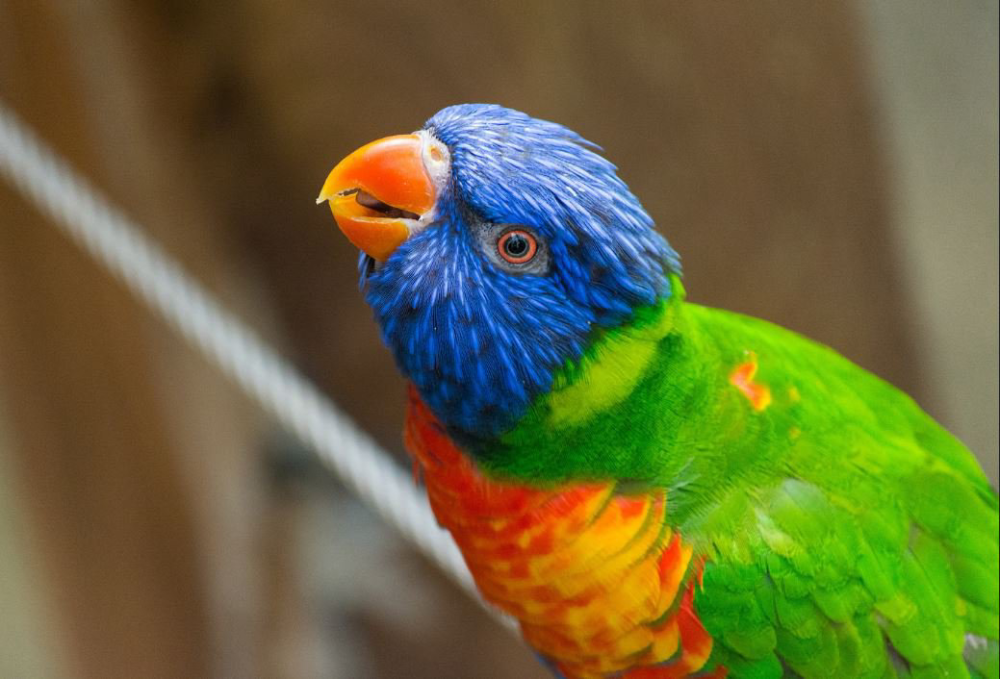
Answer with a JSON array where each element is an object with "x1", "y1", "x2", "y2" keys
[{"x1": 361, "y1": 104, "x2": 679, "y2": 442}]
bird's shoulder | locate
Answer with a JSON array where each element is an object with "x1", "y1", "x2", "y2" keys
[{"x1": 676, "y1": 305, "x2": 999, "y2": 677}]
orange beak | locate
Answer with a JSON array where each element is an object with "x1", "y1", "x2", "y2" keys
[{"x1": 317, "y1": 134, "x2": 437, "y2": 261}]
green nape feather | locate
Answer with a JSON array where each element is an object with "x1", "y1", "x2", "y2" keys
[{"x1": 477, "y1": 276, "x2": 999, "y2": 678}]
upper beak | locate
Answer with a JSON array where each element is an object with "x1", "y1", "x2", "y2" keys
[{"x1": 317, "y1": 133, "x2": 436, "y2": 261}]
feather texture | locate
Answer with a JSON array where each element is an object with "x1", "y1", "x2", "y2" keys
[
  {"x1": 406, "y1": 388, "x2": 717, "y2": 679},
  {"x1": 340, "y1": 104, "x2": 998, "y2": 678},
  {"x1": 406, "y1": 282, "x2": 999, "y2": 677}
]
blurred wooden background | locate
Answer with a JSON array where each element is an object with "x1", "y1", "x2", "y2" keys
[{"x1": 1, "y1": 1, "x2": 996, "y2": 678}]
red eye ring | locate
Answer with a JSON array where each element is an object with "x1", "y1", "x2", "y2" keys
[{"x1": 497, "y1": 229, "x2": 538, "y2": 264}]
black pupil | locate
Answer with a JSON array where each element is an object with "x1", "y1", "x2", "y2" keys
[{"x1": 504, "y1": 233, "x2": 530, "y2": 258}]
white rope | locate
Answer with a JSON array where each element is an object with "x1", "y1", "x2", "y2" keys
[{"x1": 0, "y1": 99, "x2": 514, "y2": 630}]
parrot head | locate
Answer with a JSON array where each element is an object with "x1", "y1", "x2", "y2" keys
[{"x1": 319, "y1": 104, "x2": 679, "y2": 444}]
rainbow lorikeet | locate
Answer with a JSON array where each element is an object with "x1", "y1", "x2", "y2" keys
[{"x1": 318, "y1": 105, "x2": 998, "y2": 679}]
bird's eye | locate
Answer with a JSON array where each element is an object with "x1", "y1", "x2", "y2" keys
[
  {"x1": 497, "y1": 229, "x2": 538, "y2": 264},
  {"x1": 474, "y1": 222, "x2": 549, "y2": 275}
]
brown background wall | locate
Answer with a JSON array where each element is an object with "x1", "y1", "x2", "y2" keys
[{"x1": 1, "y1": 2, "x2": 996, "y2": 678}]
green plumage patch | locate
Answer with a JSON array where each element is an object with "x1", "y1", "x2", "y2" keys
[{"x1": 475, "y1": 280, "x2": 998, "y2": 677}]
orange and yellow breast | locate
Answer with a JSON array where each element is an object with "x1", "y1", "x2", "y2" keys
[{"x1": 404, "y1": 390, "x2": 722, "y2": 679}]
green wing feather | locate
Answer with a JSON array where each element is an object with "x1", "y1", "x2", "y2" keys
[
  {"x1": 479, "y1": 277, "x2": 998, "y2": 678},
  {"x1": 683, "y1": 304, "x2": 999, "y2": 679}
]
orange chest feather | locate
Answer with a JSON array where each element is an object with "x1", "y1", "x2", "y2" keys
[{"x1": 403, "y1": 389, "x2": 721, "y2": 679}]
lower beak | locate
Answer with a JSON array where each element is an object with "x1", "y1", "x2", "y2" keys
[{"x1": 317, "y1": 134, "x2": 436, "y2": 261}]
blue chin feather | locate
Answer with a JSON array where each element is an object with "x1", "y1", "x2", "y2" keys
[{"x1": 361, "y1": 104, "x2": 680, "y2": 443}]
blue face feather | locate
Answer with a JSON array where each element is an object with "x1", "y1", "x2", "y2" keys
[{"x1": 360, "y1": 104, "x2": 679, "y2": 442}]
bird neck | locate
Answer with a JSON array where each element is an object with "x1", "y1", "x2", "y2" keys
[{"x1": 461, "y1": 274, "x2": 711, "y2": 483}]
